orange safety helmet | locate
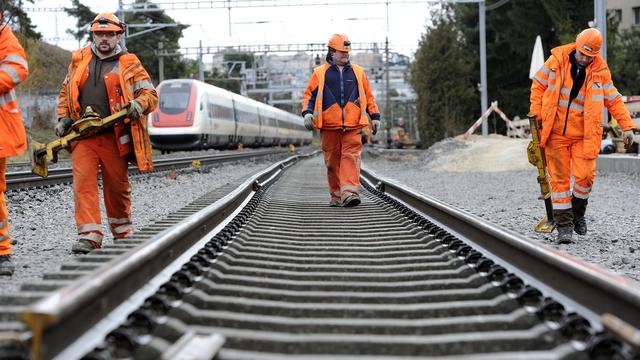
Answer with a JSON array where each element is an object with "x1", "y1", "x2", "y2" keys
[
  {"x1": 575, "y1": 28, "x2": 602, "y2": 57},
  {"x1": 328, "y1": 34, "x2": 352, "y2": 52},
  {"x1": 90, "y1": 13, "x2": 125, "y2": 33}
]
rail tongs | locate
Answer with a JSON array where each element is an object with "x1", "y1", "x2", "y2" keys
[{"x1": 30, "y1": 106, "x2": 129, "y2": 178}]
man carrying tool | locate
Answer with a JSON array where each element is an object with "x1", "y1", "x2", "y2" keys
[
  {"x1": 0, "y1": 14, "x2": 29, "y2": 275},
  {"x1": 302, "y1": 34, "x2": 381, "y2": 207},
  {"x1": 530, "y1": 28, "x2": 635, "y2": 243},
  {"x1": 55, "y1": 13, "x2": 157, "y2": 253}
]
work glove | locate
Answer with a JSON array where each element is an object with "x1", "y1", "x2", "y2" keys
[
  {"x1": 126, "y1": 100, "x2": 144, "y2": 120},
  {"x1": 371, "y1": 119, "x2": 381, "y2": 135},
  {"x1": 623, "y1": 130, "x2": 635, "y2": 150},
  {"x1": 55, "y1": 117, "x2": 73, "y2": 137},
  {"x1": 303, "y1": 113, "x2": 315, "y2": 131}
]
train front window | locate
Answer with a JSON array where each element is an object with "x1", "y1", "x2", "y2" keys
[{"x1": 160, "y1": 82, "x2": 191, "y2": 114}]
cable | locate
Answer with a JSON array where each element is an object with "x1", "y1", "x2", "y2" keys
[{"x1": 486, "y1": 0, "x2": 510, "y2": 11}]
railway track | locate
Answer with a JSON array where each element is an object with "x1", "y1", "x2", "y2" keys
[
  {"x1": 1, "y1": 154, "x2": 640, "y2": 359},
  {"x1": 6, "y1": 148, "x2": 290, "y2": 191}
]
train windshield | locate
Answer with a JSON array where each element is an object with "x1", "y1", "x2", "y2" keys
[{"x1": 159, "y1": 82, "x2": 192, "y2": 114}]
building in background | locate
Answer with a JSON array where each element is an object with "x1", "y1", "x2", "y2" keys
[{"x1": 607, "y1": 0, "x2": 640, "y2": 30}]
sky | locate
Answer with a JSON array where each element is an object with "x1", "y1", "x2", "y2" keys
[{"x1": 25, "y1": 0, "x2": 434, "y2": 58}]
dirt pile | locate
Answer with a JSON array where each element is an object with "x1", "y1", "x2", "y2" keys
[{"x1": 420, "y1": 134, "x2": 531, "y2": 172}]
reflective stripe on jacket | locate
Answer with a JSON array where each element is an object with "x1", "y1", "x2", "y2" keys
[
  {"x1": 302, "y1": 62, "x2": 380, "y2": 130},
  {"x1": 0, "y1": 27, "x2": 29, "y2": 158},
  {"x1": 530, "y1": 43, "x2": 634, "y2": 159},
  {"x1": 57, "y1": 45, "x2": 158, "y2": 171}
]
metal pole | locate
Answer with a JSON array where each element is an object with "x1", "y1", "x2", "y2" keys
[
  {"x1": 158, "y1": 42, "x2": 164, "y2": 82},
  {"x1": 594, "y1": 0, "x2": 607, "y2": 61},
  {"x1": 479, "y1": 0, "x2": 488, "y2": 136},
  {"x1": 198, "y1": 40, "x2": 204, "y2": 82},
  {"x1": 385, "y1": 1, "x2": 391, "y2": 148}
]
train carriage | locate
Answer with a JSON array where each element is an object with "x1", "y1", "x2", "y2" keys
[{"x1": 148, "y1": 79, "x2": 311, "y2": 150}]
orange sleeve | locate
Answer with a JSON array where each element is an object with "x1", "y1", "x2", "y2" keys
[
  {"x1": 301, "y1": 71, "x2": 319, "y2": 115},
  {"x1": 0, "y1": 27, "x2": 28, "y2": 94},
  {"x1": 56, "y1": 62, "x2": 74, "y2": 119},
  {"x1": 361, "y1": 71, "x2": 380, "y2": 117},
  {"x1": 130, "y1": 63, "x2": 158, "y2": 115},
  {"x1": 529, "y1": 56, "x2": 555, "y2": 118},
  {"x1": 601, "y1": 71, "x2": 634, "y2": 131}
]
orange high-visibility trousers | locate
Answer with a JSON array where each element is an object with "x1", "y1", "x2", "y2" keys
[
  {"x1": 320, "y1": 129, "x2": 362, "y2": 202},
  {"x1": 545, "y1": 134, "x2": 597, "y2": 211},
  {"x1": 0, "y1": 158, "x2": 11, "y2": 256},
  {"x1": 72, "y1": 131, "x2": 132, "y2": 246}
]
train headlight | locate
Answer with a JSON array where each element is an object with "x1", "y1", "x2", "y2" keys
[
  {"x1": 153, "y1": 112, "x2": 159, "y2": 123},
  {"x1": 186, "y1": 111, "x2": 193, "y2": 121}
]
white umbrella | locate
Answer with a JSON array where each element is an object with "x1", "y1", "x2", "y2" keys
[{"x1": 529, "y1": 35, "x2": 545, "y2": 80}]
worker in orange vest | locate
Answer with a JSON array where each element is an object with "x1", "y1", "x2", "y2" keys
[
  {"x1": 0, "y1": 17, "x2": 29, "y2": 275},
  {"x1": 56, "y1": 13, "x2": 158, "y2": 254},
  {"x1": 530, "y1": 28, "x2": 636, "y2": 244},
  {"x1": 302, "y1": 34, "x2": 381, "y2": 207}
]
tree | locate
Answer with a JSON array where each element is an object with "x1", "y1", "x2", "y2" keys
[
  {"x1": 610, "y1": 26, "x2": 640, "y2": 95},
  {"x1": 64, "y1": 0, "x2": 188, "y2": 83},
  {"x1": 63, "y1": 0, "x2": 96, "y2": 46},
  {"x1": 124, "y1": 0, "x2": 188, "y2": 83},
  {"x1": 4, "y1": 0, "x2": 41, "y2": 39},
  {"x1": 410, "y1": 7, "x2": 477, "y2": 148}
]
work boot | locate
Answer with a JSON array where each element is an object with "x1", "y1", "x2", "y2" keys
[
  {"x1": 572, "y1": 197, "x2": 588, "y2": 235},
  {"x1": 553, "y1": 208, "x2": 574, "y2": 228},
  {"x1": 342, "y1": 194, "x2": 361, "y2": 207},
  {"x1": 0, "y1": 255, "x2": 15, "y2": 276},
  {"x1": 556, "y1": 227, "x2": 574, "y2": 244},
  {"x1": 329, "y1": 199, "x2": 341, "y2": 207},
  {"x1": 71, "y1": 239, "x2": 100, "y2": 254},
  {"x1": 573, "y1": 217, "x2": 587, "y2": 236}
]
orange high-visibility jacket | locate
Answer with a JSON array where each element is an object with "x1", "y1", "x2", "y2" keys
[
  {"x1": 530, "y1": 43, "x2": 634, "y2": 159},
  {"x1": 302, "y1": 63, "x2": 379, "y2": 130},
  {"x1": 0, "y1": 27, "x2": 29, "y2": 158},
  {"x1": 57, "y1": 45, "x2": 158, "y2": 171}
]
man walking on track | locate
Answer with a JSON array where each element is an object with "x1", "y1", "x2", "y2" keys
[
  {"x1": 530, "y1": 28, "x2": 636, "y2": 244},
  {"x1": 302, "y1": 33, "x2": 381, "y2": 207},
  {"x1": 55, "y1": 12, "x2": 158, "y2": 254}
]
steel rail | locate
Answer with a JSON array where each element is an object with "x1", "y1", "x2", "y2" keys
[
  {"x1": 360, "y1": 166, "x2": 640, "y2": 331},
  {"x1": 20, "y1": 153, "x2": 310, "y2": 360},
  {"x1": 6, "y1": 148, "x2": 290, "y2": 191}
]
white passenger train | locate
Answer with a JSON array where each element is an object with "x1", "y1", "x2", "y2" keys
[{"x1": 148, "y1": 79, "x2": 312, "y2": 151}]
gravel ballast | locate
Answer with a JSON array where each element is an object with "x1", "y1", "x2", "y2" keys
[
  {"x1": 363, "y1": 135, "x2": 640, "y2": 283},
  {"x1": 1, "y1": 157, "x2": 276, "y2": 294}
]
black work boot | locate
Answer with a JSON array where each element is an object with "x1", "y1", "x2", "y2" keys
[
  {"x1": 0, "y1": 255, "x2": 15, "y2": 276},
  {"x1": 342, "y1": 193, "x2": 361, "y2": 207},
  {"x1": 553, "y1": 209, "x2": 574, "y2": 244},
  {"x1": 556, "y1": 227, "x2": 574, "y2": 244},
  {"x1": 572, "y1": 197, "x2": 588, "y2": 235}
]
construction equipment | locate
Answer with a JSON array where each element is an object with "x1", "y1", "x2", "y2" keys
[
  {"x1": 30, "y1": 107, "x2": 128, "y2": 177},
  {"x1": 526, "y1": 113, "x2": 556, "y2": 233}
]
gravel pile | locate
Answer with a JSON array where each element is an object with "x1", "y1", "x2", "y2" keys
[
  {"x1": 1, "y1": 157, "x2": 277, "y2": 294},
  {"x1": 363, "y1": 136, "x2": 640, "y2": 283}
]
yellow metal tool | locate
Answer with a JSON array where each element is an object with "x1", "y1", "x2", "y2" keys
[
  {"x1": 526, "y1": 113, "x2": 556, "y2": 233},
  {"x1": 30, "y1": 107, "x2": 128, "y2": 178}
]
